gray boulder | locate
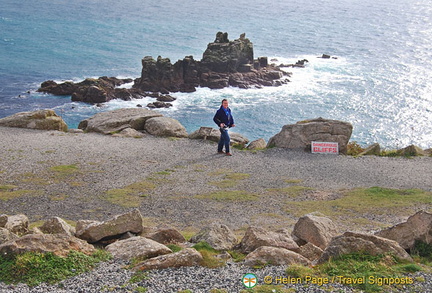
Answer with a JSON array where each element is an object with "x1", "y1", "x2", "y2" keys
[
  {"x1": 0, "y1": 110, "x2": 68, "y2": 132},
  {"x1": 144, "y1": 117, "x2": 188, "y2": 138},
  {"x1": 358, "y1": 143, "x2": 381, "y2": 156},
  {"x1": 78, "y1": 108, "x2": 162, "y2": 134},
  {"x1": 318, "y1": 232, "x2": 413, "y2": 264},
  {"x1": 292, "y1": 213, "x2": 338, "y2": 250},
  {"x1": 190, "y1": 223, "x2": 238, "y2": 251},
  {"x1": 239, "y1": 227, "x2": 299, "y2": 254},
  {"x1": 146, "y1": 227, "x2": 186, "y2": 244},
  {"x1": 106, "y1": 236, "x2": 172, "y2": 260},
  {"x1": 0, "y1": 234, "x2": 95, "y2": 257},
  {"x1": 243, "y1": 246, "x2": 310, "y2": 267},
  {"x1": 375, "y1": 211, "x2": 432, "y2": 250},
  {"x1": 75, "y1": 209, "x2": 143, "y2": 243},
  {"x1": 267, "y1": 117, "x2": 353, "y2": 154},
  {"x1": 39, "y1": 217, "x2": 76, "y2": 236},
  {"x1": 134, "y1": 248, "x2": 203, "y2": 271},
  {"x1": 298, "y1": 242, "x2": 324, "y2": 262}
]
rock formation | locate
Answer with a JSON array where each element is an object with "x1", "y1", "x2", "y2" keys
[
  {"x1": 38, "y1": 33, "x2": 289, "y2": 104},
  {"x1": 267, "y1": 117, "x2": 353, "y2": 154},
  {"x1": 0, "y1": 109, "x2": 67, "y2": 132}
]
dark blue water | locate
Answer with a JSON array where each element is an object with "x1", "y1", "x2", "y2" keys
[{"x1": 1, "y1": 0, "x2": 431, "y2": 148}]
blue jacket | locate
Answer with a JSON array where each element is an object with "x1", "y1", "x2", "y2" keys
[{"x1": 213, "y1": 106, "x2": 234, "y2": 127}]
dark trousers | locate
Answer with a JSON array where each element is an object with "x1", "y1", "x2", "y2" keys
[{"x1": 218, "y1": 128, "x2": 230, "y2": 153}]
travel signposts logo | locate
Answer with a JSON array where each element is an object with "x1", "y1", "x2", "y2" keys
[{"x1": 242, "y1": 273, "x2": 258, "y2": 288}]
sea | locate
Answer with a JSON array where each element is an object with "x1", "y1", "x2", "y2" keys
[{"x1": 1, "y1": 0, "x2": 431, "y2": 149}]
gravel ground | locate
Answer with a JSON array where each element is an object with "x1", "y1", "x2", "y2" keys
[{"x1": 0, "y1": 126, "x2": 431, "y2": 292}]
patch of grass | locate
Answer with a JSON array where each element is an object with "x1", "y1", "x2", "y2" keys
[
  {"x1": 0, "y1": 250, "x2": 111, "y2": 287},
  {"x1": 135, "y1": 287, "x2": 148, "y2": 293},
  {"x1": 347, "y1": 141, "x2": 366, "y2": 156},
  {"x1": 411, "y1": 240, "x2": 432, "y2": 260},
  {"x1": 103, "y1": 180, "x2": 156, "y2": 208},
  {"x1": 284, "y1": 178, "x2": 303, "y2": 184},
  {"x1": 267, "y1": 186, "x2": 313, "y2": 198},
  {"x1": 20, "y1": 173, "x2": 51, "y2": 185},
  {"x1": 0, "y1": 185, "x2": 38, "y2": 201},
  {"x1": 166, "y1": 244, "x2": 182, "y2": 253},
  {"x1": 285, "y1": 187, "x2": 432, "y2": 219},
  {"x1": 195, "y1": 190, "x2": 259, "y2": 201},
  {"x1": 208, "y1": 168, "x2": 232, "y2": 176},
  {"x1": 226, "y1": 173, "x2": 250, "y2": 180},
  {"x1": 228, "y1": 250, "x2": 247, "y2": 262},
  {"x1": 192, "y1": 241, "x2": 225, "y2": 268},
  {"x1": 208, "y1": 179, "x2": 238, "y2": 188},
  {"x1": 129, "y1": 271, "x2": 149, "y2": 283},
  {"x1": 210, "y1": 289, "x2": 228, "y2": 293},
  {"x1": 49, "y1": 164, "x2": 80, "y2": 175}
]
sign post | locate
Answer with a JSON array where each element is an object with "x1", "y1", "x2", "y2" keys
[{"x1": 311, "y1": 141, "x2": 339, "y2": 154}]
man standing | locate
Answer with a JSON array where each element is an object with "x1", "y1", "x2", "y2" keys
[{"x1": 213, "y1": 99, "x2": 235, "y2": 156}]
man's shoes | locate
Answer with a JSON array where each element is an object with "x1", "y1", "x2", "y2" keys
[
  {"x1": 217, "y1": 151, "x2": 225, "y2": 154},
  {"x1": 225, "y1": 152, "x2": 232, "y2": 156}
]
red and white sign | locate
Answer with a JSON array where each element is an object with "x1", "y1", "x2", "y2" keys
[{"x1": 311, "y1": 141, "x2": 339, "y2": 154}]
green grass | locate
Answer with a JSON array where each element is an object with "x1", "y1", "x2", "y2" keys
[
  {"x1": 285, "y1": 187, "x2": 432, "y2": 220},
  {"x1": 266, "y1": 186, "x2": 313, "y2": 198},
  {"x1": 192, "y1": 241, "x2": 225, "y2": 268},
  {"x1": 0, "y1": 184, "x2": 38, "y2": 201},
  {"x1": 103, "y1": 180, "x2": 156, "y2": 208},
  {"x1": 166, "y1": 244, "x2": 183, "y2": 253},
  {"x1": 49, "y1": 164, "x2": 80, "y2": 175},
  {"x1": 0, "y1": 250, "x2": 111, "y2": 287},
  {"x1": 195, "y1": 190, "x2": 259, "y2": 201}
]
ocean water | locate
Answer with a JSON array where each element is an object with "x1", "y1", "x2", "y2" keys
[{"x1": 1, "y1": 0, "x2": 431, "y2": 149}]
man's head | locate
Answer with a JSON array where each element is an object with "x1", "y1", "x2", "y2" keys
[{"x1": 221, "y1": 99, "x2": 229, "y2": 109}]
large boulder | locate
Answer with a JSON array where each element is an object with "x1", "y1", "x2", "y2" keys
[
  {"x1": 78, "y1": 108, "x2": 162, "y2": 134},
  {"x1": 146, "y1": 227, "x2": 186, "y2": 245},
  {"x1": 357, "y1": 143, "x2": 381, "y2": 156},
  {"x1": 397, "y1": 145, "x2": 427, "y2": 156},
  {"x1": 39, "y1": 217, "x2": 76, "y2": 236},
  {"x1": 134, "y1": 248, "x2": 203, "y2": 271},
  {"x1": 318, "y1": 232, "x2": 413, "y2": 264},
  {"x1": 0, "y1": 110, "x2": 67, "y2": 132},
  {"x1": 0, "y1": 234, "x2": 96, "y2": 257},
  {"x1": 190, "y1": 223, "x2": 237, "y2": 251},
  {"x1": 298, "y1": 242, "x2": 324, "y2": 262},
  {"x1": 0, "y1": 214, "x2": 29, "y2": 235},
  {"x1": 189, "y1": 127, "x2": 249, "y2": 146},
  {"x1": 243, "y1": 246, "x2": 310, "y2": 267},
  {"x1": 246, "y1": 138, "x2": 267, "y2": 150},
  {"x1": 75, "y1": 209, "x2": 143, "y2": 243},
  {"x1": 267, "y1": 118, "x2": 353, "y2": 154},
  {"x1": 239, "y1": 227, "x2": 299, "y2": 254},
  {"x1": 375, "y1": 211, "x2": 432, "y2": 250},
  {"x1": 144, "y1": 117, "x2": 188, "y2": 138},
  {"x1": 292, "y1": 213, "x2": 338, "y2": 250},
  {"x1": 106, "y1": 236, "x2": 172, "y2": 260}
]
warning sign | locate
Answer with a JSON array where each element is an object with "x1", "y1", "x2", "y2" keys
[{"x1": 311, "y1": 142, "x2": 339, "y2": 154}]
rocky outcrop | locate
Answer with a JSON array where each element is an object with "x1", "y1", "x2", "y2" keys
[
  {"x1": 243, "y1": 246, "x2": 310, "y2": 267},
  {"x1": 397, "y1": 145, "x2": 427, "y2": 156},
  {"x1": 239, "y1": 227, "x2": 299, "y2": 254},
  {"x1": 106, "y1": 236, "x2": 172, "y2": 260},
  {"x1": 133, "y1": 32, "x2": 289, "y2": 93},
  {"x1": 111, "y1": 128, "x2": 146, "y2": 138},
  {"x1": 144, "y1": 117, "x2": 188, "y2": 138},
  {"x1": 134, "y1": 248, "x2": 203, "y2": 271},
  {"x1": 267, "y1": 117, "x2": 353, "y2": 154},
  {"x1": 292, "y1": 213, "x2": 338, "y2": 250},
  {"x1": 0, "y1": 110, "x2": 67, "y2": 132},
  {"x1": 189, "y1": 127, "x2": 249, "y2": 146},
  {"x1": 0, "y1": 234, "x2": 96, "y2": 257},
  {"x1": 0, "y1": 214, "x2": 29, "y2": 235},
  {"x1": 39, "y1": 217, "x2": 76, "y2": 236},
  {"x1": 78, "y1": 108, "x2": 162, "y2": 134},
  {"x1": 190, "y1": 223, "x2": 238, "y2": 251},
  {"x1": 298, "y1": 242, "x2": 323, "y2": 262},
  {"x1": 75, "y1": 209, "x2": 143, "y2": 243},
  {"x1": 39, "y1": 33, "x2": 289, "y2": 104},
  {"x1": 318, "y1": 232, "x2": 413, "y2": 264},
  {"x1": 375, "y1": 211, "x2": 432, "y2": 250}
]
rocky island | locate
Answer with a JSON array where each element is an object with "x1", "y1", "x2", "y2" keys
[{"x1": 37, "y1": 32, "x2": 291, "y2": 105}]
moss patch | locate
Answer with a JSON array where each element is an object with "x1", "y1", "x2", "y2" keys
[
  {"x1": 267, "y1": 186, "x2": 313, "y2": 198},
  {"x1": 285, "y1": 187, "x2": 432, "y2": 220},
  {"x1": 0, "y1": 185, "x2": 39, "y2": 201},
  {"x1": 103, "y1": 180, "x2": 156, "y2": 208}
]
